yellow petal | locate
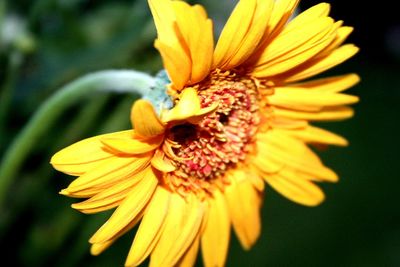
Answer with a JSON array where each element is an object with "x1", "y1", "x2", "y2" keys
[
  {"x1": 273, "y1": 105, "x2": 355, "y2": 121},
  {"x1": 248, "y1": 172, "x2": 266, "y2": 192},
  {"x1": 148, "y1": 0, "x2": 178, "y2": 44},
  {"x1": 63, "y1": 156, "x2": 150, "y2": 198},
  {"x1": 269, "y1": 87, "x2": 359, "y2": 108},
  {"x1": 131, "y1": 100, "x2": 165, "y2": 138},
  {"x1": 151, "y1": 149, "x2": 176, "y2": 172},
  {"x1": 186, "y1": 101, "x2": 219, "y2": 124},
  {"x1": 264, "y1": 171, "x2": 325, "y2": 206},
  {"x1": 216, "y1": 0, "x2": 274, "y2": 69},
  {"x1": 284, "y1": 3, "x2": 331, "y2": 32},
  {"x1": 50, "y1": 131, "x2": 132, "y2": 175},
  {"x1": 91, "y1": 240, "x2": 114, "y2": 256},
  {"x1": 252, "y1": 17, "x2": 336, "y2": 77},
  {"x1": 213, "y1": 0, "x2": 257, "y2": 69},
  {"x1": 251, "y1": 153, "x2": 284, "y2": 174},
  {"x1": 268, "y1": 0, "x2": 300, "y2": 35},
  {"x1": 161, "y1": 87, "x2": 201, "y2": 122},
  {"x1": 101, "y1": 135, "x2": 163, "y2": 155},
  {"x1": 70, "y1": 167, "x2": 149, "y2": 214},
  {"x1": 321, "y1": 26, "x2": 353, "y2": 55},
  {"x1": 91, "y1": 211, "x2": 144, "y2": 256},
  {"x1": 284, "y1": 44, "x2": 359, "y2": 83},
  {"x1": 148, "y1": 0, "x2": 192, "y2": 90},
  {"x1": 89, "y1": 167, "x2": 158, "y2": 244},
  {"x1": 201, "y1": 190, "x2": 230, "y2": 267},
  {"x1": 289, "y1": 73, "x2": 360, "y2": 93},
  {"x1": 125, "y1": 187, "x2": 171, "y2": 267},
  {"x1": 150, "y1": 194, "x2": 205, "y2": 267},
  {"x1": 268, "y1": 117, "x2": 308, "y2": 129},
  {"x1": 225, "y1": 172, "x2": 261, "y2": 250},
  {"x1": 257, "y1": 16, "x2": 334, "y2": 64},
  {"x1": 244, "y1": 0, "x2": 300, "y2": 67},
  {"x1": 173, "y1": 2, "x2": 213, "y2": 84},
  {"x1": 155, "y1": 40, "x2": 192, "y2": 90},
  {"x1": 276, "y1": 126, "x2": 348, "y2": 146},
  {"x1": 257, "y1": 131, "x2": 338, "y2": 181},
  {"x1": 176, "y1": 235, "x2": 200, "y2": 267}
]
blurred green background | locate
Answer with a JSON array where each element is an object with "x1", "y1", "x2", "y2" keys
[{"x1": 0, "y1": 0, "x2": 399, "y2": 266}]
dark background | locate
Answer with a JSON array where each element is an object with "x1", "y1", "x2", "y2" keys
[{"x1": 0, "y1": 0, "x2": 399, "y2": 266}]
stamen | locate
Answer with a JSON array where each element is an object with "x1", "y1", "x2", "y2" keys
[{"x1": 164, "y1": 70, "x2": 261, "y2": 194}]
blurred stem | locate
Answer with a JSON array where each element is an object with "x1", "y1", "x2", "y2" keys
[
  {"x1": 0, "y1": 70, "x2": 154, "y2": 207},
  {"x1": 0, "y1": 0, "x2": 5, "y2": 33},
  {"x1": 0, "y1": 51, "x2": 23, "y2": 136},
  {"x1": 0, "y1": 95, "x2": 109, "y2": 237},
  {"x1": 6, "y1": 95, "x2": 136, "y2": 263}
]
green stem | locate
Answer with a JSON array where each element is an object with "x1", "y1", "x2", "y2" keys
[
  {"x1": 0, "y1": 70, "x2": 154, "y2": 206},
  {"x1": 0, "y1": 95, "x2": 110, "y2": 237},
  {"x1": 0, "y1": 51, "x2": 23, "y2": 137}
]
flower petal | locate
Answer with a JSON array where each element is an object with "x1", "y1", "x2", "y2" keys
[
  {"x1": 151, "y1": 149, "x2": 176, "y2": 172},
  {"x1": 186, "y1": 101, "x2": 219, "y2": 124},
  {"x1": 101, "y1": 135, "x2": 163, "y2": 155},
  {"x1": 89, "y1": 167, "x2": 158, "y2": 244},
  {"x1": 150, "y1": 194, "x2": 205, "y2": 267},
  {"x1": 201, "y1": 190, "x2": 230, "y2": 267},
  {"x1": 148, "y1": 0, "x2": 191, "y2": 90},
  {"x1": 267, "y1": 0, "x2": 300, "y2": 36},
  {"x1": 131, "y1": 100, "x2": 165, "y2": 138},
  {"x1": 176, "y1": 235, "x2": 200, "y2": 267},
  {"x1": 272, "y1": 106, "x2": 355, "y2": 121},
  {"x1": 284, "y1": 3, "x2": 331, "y2": 32},
  {"x1": 264, "y1": 170, "x2": 325, "y2": 206},
  {"x1": 256, "y1": 131, "x2": 338, "y2": 181},
  {"x1": 268, "y1": 87, "x2": 359, "y2": 108},
  {"x1": 50, "y1": 130, "x2": 132, "y2": 176},
  {"x1": 147, "y1": 0, "x2": 179, "y2": 44},
  {"x1": 284, "y1": 44, "x2": 359, "y2": 83},
  {"x1": 213, "y1": 0, "x2": 257, "y2": 69},
  {"x1": 225, "y1": 171, "x2": 261, "y2": 250},
  {"x1": 276, "y1": 126, "x2": 348, "y2": 146},
  {"x1": 246, "y1": 0, "x2": 299, "y2": 65},
  {"x1": 172, "y1": 1, "x2": 214, "y2": 84},
  {"x1": 161, "y1": 87, "x2": 201, "y2": 122},
  {"x1": 91, "y1": 211, "x2": 144, "y2": 256},
  {"x1": 289, "y1": 73, "x2": 360, "y2": 93},
  {"x1": 70, "y1": 167, "x2": 149, "y2": 214},
  {"x1": 252, "y1": 17, "x2": 336, "y2": 77},
  {"x1": 214, "y1": 0, "x2": 274, "y2": 70},
  {"x1": 155, "y1": 40, "x2": 192, "y2": 90},
  {"x1": 62, "y1": 156, "x2": 150, "y2": 198},
  {"x1": 125, "y1": 187, "x2": 171, "y2": 267}
]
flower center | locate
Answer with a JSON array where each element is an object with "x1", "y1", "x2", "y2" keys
[{"x1": 164, "y1": 70, "x2": 261, "y2": 194}]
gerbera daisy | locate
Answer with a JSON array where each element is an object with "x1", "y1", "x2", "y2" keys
[{"x1": 51, "y1": 0, "x2": 359, "y2": 266}]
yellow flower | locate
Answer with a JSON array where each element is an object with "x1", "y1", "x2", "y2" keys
[{"x1": 51, "y1": 0, "x2": 359, "y2": 266}]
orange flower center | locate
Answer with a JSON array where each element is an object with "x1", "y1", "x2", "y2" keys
[{"x1": 163, "y1": 70, "x2": 262, "y2": 195}]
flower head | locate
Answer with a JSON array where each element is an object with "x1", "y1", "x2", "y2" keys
[{"x1": 51, "y1": 0, "x2": 359, "y2": 266}]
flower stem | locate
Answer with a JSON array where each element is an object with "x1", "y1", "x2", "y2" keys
[
  {"x1": 0, "y1": 70, "x2": 154, "y2": 206},
  {"x1": 0, "y1": 51, "x2": 23, "y2": 139}
]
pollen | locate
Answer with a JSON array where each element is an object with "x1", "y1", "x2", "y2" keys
[{"x1": 163, "y1": 70, "x2": 261, "y2": 193}]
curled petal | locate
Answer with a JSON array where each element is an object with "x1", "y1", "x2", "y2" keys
[
  {"x1": 131, "y1": 100, "x2": 165, "y2": 138},
  {"x1": 151, "y1": 149, "x2": 176, "y2": 172},
  {"x1": 162, "y1": 88, "x2": 218, "y2": 123}
]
